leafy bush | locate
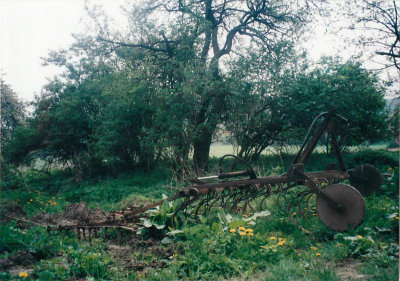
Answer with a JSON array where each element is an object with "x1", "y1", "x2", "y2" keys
[
  {"x1": 346, "y1": 149, "x2": 398, "y2": 169},
  {"x1": 0, "y1": 223, "x2": 65, "y2": 258}
]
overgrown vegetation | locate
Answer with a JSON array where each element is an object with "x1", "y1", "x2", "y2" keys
[
  {"x1": 0, "y1": 150, "x2": 398, "y2": 280},
  {"x1": 0, "y1": 0, "x2": 398, "y2": 280}
]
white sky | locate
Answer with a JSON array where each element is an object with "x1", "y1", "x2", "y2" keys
[
  {"x1": 1, "y1": 0, "x2": 127, "y2": 101},
  {"x1": 0, "y1": 0, "x2": 397, "y2": 101}
]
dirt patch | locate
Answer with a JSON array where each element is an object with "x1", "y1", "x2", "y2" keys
[
  {"x1": 0, "y1": 202, "x2": 27, "y2": 223},
  {"x1": 106, "y1": 238, "x2": 178, "y2": 274},
  {"x1": 107, "y1": 244, "x2": 133, "y2": 259},
  {"x1": 0, "y1": 250, "x2": 37, "y2": 271},
  {"x1": 8, "y1": 266, "x2": 34, "y2": 278},
  {"x1": 33, "y1": 202, "x2": 107, "y2": 227},
  {"x1": 335, "y1": 258, "x2": 368, "y2": 280}
]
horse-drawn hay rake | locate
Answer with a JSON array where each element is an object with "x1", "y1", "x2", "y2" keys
[
  {"x1": 6, "y1": 111, "x2": 383, "y2": 238},
  {"x1": 165, "y1": 110, "x2": 383, "y2": 232}
]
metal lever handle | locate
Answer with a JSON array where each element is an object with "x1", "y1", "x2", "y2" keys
[
  {"x1": 218, "y1": 169, "x2": 254, "y2": 179},
  {"x1": 333, "y1": 113, "x2": 348, "y2": 123},
  {"x1": 197, "y1": 169, "x2": 256, "y2": 181}
]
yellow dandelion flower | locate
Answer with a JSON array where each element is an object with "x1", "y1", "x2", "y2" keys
[
  {"x1": 277, "y1": 241, "x2": 285, "y2": 246},
  {"x1": 249, "y1": 212, "x2": 253, "y2": 215},
  {"x1": 312, "y1": 207, "x2": 316, "y2": 210},
  {"x1": 313, "y1": 213, "x2": 318, "y2": 216},
  {"x1": 245, "y1": 229, "x2": 253, "y2": 233},
  {"x1": 29, "y1": 199, "x2": 33, "y2": 202},
  {"x1": 19, "y1": 272, "x2": 28, "y2": 278},
  {"x1": 230, "y1": 228, "x2": 236, "y2": 233},
  {"x1": 239, "y1": 227, "x2": 246, "y2": 231},
  {"x1": 239, "y1": 231, "x2": 246, "y2": 236},
  {"x1": 357, "y1": 235, "x2": 363, "y2": 239},
  {"x1": 316, "y1": 253, "x2": 321, "y2": 256},
  {"x1": 292, "y1": 212, "x2": 296, "y2": 216},
  {"x1": 311, "y1": 246, "x2": 317, "y2": 251},
  {"x1": 242, "y1": 214, "x2": 248, "y2": 218},
  {"x1": 278, "y1": 238, "x2": 284, "y2": 242},
  {"x1": 247, "y1": 232, "x2": 254, "y2": 237},
  {"x1": 269, "y1": 236, "x2": 276, "y2": 240},
  {"x1": 395, "y1": 217, "x2": 400, "y2": 220}
]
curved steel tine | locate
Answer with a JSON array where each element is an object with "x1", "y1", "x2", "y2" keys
[
  {"x1": 171, "y1": 200, "x2": 187, "y2": 229},
  {"x1": 206, "y1": 191, "x2": 224, "y2": 215},
  {"x1": 247, "y1": 185, "x2": 260, "y2": 213},
  {"x1": 171, "y1": 196, "x2": 198, "y2": 228},
  {"x1": 220, "y1": 187, "x2": 232, "y2": 208},
  {"x1": 281, "y1": 183, "x2": 292, "y2": 204},
  {"x1": 258, "y1": 183, "x2": 273, "y2": 211},
  {"x1": 225, "y1": 188, "x2": 241, "y2": 211},
  {"x1": 241, "y1": 192, "x2": 253, "y2": 214},
  {"x1": 305, "y1": 192, "x2": 316, "y2": 213},
  {"x1": 194, "y1": 194, "x2": 211, "y2": 219},
  {"x1": 296, "y1": 191, "x2": 312, "y2": 218},
  {"x1": 221, "y1": 188, "x2": 234, "y2": 209},
  {"x1": 276, "y1": 183, "x2": 287, "y2": 212},
  {"x1": 240, "y1": 188, "x2": 254, "y2": 214},
  {"x1": 279, "y1": 181, "x2": 298, "y2": 211},
  {"x1": 258, "y1": 194, "x2": 269, "y2": 211},
  {"x1": 205, "y1": 192, "x2": 220, "y2": 215},
  {"x1": 229, "y1": 191, "x2": 242, "y2": 213},
  {"x1": 230, "y1": 188, "x2": 247, "y2": 213},
  {"x1": 286, "y1": 192, "x2": 311, "y2": 234},
  {"x1": 246, "y1": 199, "x2": 256, "y2": 213}
]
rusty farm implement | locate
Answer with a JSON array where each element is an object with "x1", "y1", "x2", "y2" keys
[
  {"x1": 5, "y1": 111, "x2": 383, "y2": 238},
  {"x1": 166, "y1": 110, "x2": 383, "y2": 232}
]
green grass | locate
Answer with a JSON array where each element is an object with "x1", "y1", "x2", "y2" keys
[{"x1": 0, "y1": 149, "x2": 398, "y2": 280}]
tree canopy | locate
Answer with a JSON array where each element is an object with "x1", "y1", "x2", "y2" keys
[
  {"x1": 1, "y1": 80, "x2": 25, "y2": 150},
  {"x1": 3, "y1": 1, "x2": 392, "y2": 178}
]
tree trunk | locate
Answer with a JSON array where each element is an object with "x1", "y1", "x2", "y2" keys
[
  {"x1": 192, "y1": 88, "x2": 227, "y2": 171},
  {"x1": 193, "y1": 128, "x2": 213, "y2": 171},
  {"x1": 192, "y1": 59, "x2": 226, "y2": 172}
]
